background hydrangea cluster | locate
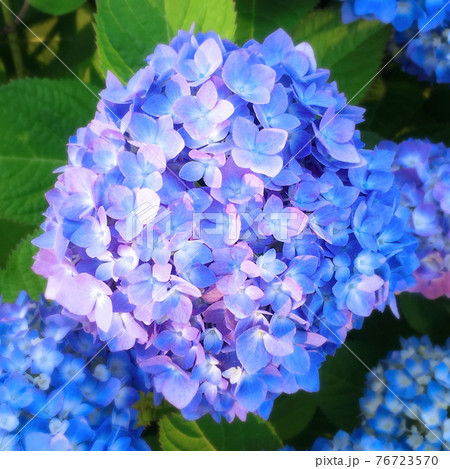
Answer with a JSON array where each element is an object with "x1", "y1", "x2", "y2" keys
[
  {"x1": 339, "y1": 0, "x2": 450, "y2": 84},
  {"x1": 31, "y1": 28, "x2": 420, "y2": 422},
  {"x1": 0, "y1": 293, "x2": 149, "y2": 451},
  {"x1": 383, "y1": 138, "x2": 449, "y2": 299},
  {"x1": 313, "y1": 336, "x2": 450, "y2": 451}
]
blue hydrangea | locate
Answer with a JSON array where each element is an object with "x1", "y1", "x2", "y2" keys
[
  {"x1": 32, "y1": 28, "x2": 418, "y2": 421},
  {"x1": 339, "y1": 1, "x2": 450, "y2": 84},
  {"x1": 382, "y1": 138, "x2": 449, "y2": 299},
  {"x1": 313, "y1": 336, "x2": 450, "y2": 451},
  {"x1": 313, "y1": 428, "x2": 408, "y2": 450},
  {"x1": 400, "y1": 27, "x2": 450, "y2": 84},
  {"x1": 0, "y1": 293, "x2": 150, "y2": 451}
]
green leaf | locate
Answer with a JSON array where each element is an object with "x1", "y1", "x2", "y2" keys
[
  {"x1": 0, "y1": 56, "x2": 6, "y2": 84},
  {"x1": 30, "y1": 0, "x2": 86, "y2": 16},
  {"x1": 0, "y1": 78, "x2": 97, "y2": 225},
  {"x1": 293, "y1": 7, "x2": 390, "y2": 101},
  {"x1": 360, "y1": 80, "x2": 424, "y2": 140},
  {"x1": 360, "y1": 69, "x2": 450, "y2": 143},
  {"x1": 314, "y1": 340, "x2": 374, "y2": 431},
  {"x1": 396, "y1": 123, "x2": 450, "y2": 146},
  {"x1": 0, "y1": 156, "x2": 60, "y2": 225},
  {"x1": 0, "y1": 219, "x2": 35, "y2": 268},
  {"x1": 360, "y1": 130, "x2": 383, "y2": 148},
  {"x1": 234, "y1": 0, "x2": 319, "y2": 44},
  {"x1": 134, "y1": 392, "x2": 176, "y2": 428},
  {"x1": 269, "y1": 390, "x2": 316, "y2": 440},
  {"x1": 143, "y1": 431, "x2": 162, "y2": 451},
  {"x1": 24, "y1": 4, "x2": 103, "y2": 85},
  {"x1": 95, "y1": 0, "x2": 237, "y2": 83},
  {"x1": 314, "y1": 309, "x2": 412, "y2": 430},
  {"x1": 165, "y1": 0, "x2": 236, "y2": 38},
  {"x1": 0, "y1": 77, "x2": 96, "y2": 159},
  {"x1": 159, "y1": 413, "x2": 282, "y2": 451},
  {"x1": 397, "y1": 293, "x2": 450, "y2": 345},
  {"x1": 288, "y1": 407, "x2": 340, "y2": 451},
  {"x1": 0, "y1": 230, "x2": 45, "y2": 302}
]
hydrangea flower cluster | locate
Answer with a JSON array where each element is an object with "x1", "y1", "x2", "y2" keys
[
  {"x1": 381, "y1": 138, "x2": 449, "y2": 299},
  {"x1": 0, "y1": 293, "x2": 150, "y2": 451},
  {"x1": 339, "y1": 0, "x2": 450, "y2": 84},
  {"x1": 32, "y1": 28, "x2": 418, "y2": 422},
  {"x1": 313, "y1": 428, "x2": 407, "y2": 451},
  {"x1": 313, "y1": 336, "x2": 450, "y2": 451}
]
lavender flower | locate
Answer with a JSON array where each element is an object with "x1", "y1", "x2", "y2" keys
[
  {"x1": 381, "y1": 138, "x2": 449, "y2": 299},
  {"x1": 33, "y1": 28, "x2": 418, "y2": 422}
]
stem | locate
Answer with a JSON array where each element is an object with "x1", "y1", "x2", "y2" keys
[
  {"x1": 14, "y1": 0, "x2": 29, "y2": 27},
  {"x1": 1, "y1": 0, "x2": 25, "y2": 78}
]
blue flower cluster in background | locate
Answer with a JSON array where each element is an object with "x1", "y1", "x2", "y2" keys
[
  {"x1": 339, "y1": 0, "x2": 450, "y2": 83},
  {"x1": 384, "y1": 138, "x2": 449, "y2": 299},
  {"x1": 313, "y1": 428, "x2": 407, "y2": 451},
  {"x1": 0, "y1": 293, "x2": 150, "y2": 451},
  {"x1": 32, "y1": 28, "x2": 418, "y2": 422},
  {"x1": 313, "y1": 336, "x2": 450, "y2": 451}
]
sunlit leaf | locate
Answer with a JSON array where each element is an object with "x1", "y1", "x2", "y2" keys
[
  {"x1": 95, "y1": 0, "x2": 237, "y2": 82},
  {"x1": 159, "y1": 412, "x2": 282, "y2": 451}
]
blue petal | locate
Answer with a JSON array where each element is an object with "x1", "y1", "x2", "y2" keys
[
  {"x1": 295, "y1": 363, "x2": 320, "y2": 392},
  {"x1": 142, "y1": 94, "x2": 171, "y2": 117},
  {"x1": 23, "y1": 432, "x2": 52, "y2": 451},
  {"x1": 347, "y1": 289, "x2": 373, "y2": 317},
  {"x1": 153, "y1": 330, "x2": 175, "y2": 351},
  {"x1": 232, "y1": 117, "x2": 257, "y2": 150},
  {"x1": 161, "y1": 369, "x2": 199, "y2": 409},
  {"x1": 282, "y1": 345, "x2": 310, "y2": 375},
  {"x1": 0, "y1": 404, "x2": 19, "y2": 432},
  {"x1": 179, "y1": 161, "x2": 205, "y2": 182},
  {"x1": 184, "y1": 264, "x2": 216, "y2": 288},
  {"x1": 236, "y1": 327, "x2": 271, "y2": 373},
  {"x1": 235, "y1": 373, "x2": 268, "y2": 411},
  {"x1": 269, "y1": 315, "x2": 296, "y2": 338}
]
